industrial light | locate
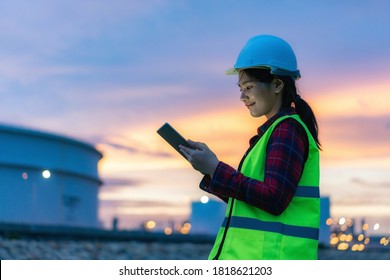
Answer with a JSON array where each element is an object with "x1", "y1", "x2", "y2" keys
[{"x1": 42, "y1": 170, "x2": 51, "y2": 179}]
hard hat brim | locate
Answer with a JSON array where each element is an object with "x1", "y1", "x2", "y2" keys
[
  {"x1": 225, "y1": 66, "x2": 301, "y2": 79},
  {"x1": 225, "y1": 66, "x2": 270, "y2": 76},
  {"x1": 225, "y1": 68, "x2": 239, "y2": 75}
]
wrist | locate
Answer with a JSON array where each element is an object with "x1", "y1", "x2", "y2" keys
[{"x1": 208, "y1": 160, "x2": 220, "y2": 177}]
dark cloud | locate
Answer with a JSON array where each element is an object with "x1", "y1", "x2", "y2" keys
[
  {"x1": 104, "y1": 141, "x2": 172, "y2": 158},
  {"x1": 351, "y1": 177, "x2": 390, "y2": 189},
  {"x1": 99, "y1": 199, "x2": 179, "y2": 208},
  {"x1": 101, "y1": 177, "x2": 144, "y2": 188},
  {"x1": 332, "y1": 196, "x2": 390, "y2": 206},
  {"x1": 89, "y1": 135, "x2": 173, "y2": 158}
]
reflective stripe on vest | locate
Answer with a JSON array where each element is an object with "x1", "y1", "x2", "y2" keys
[
  {"x1": 294, "y1": 185, "x2": 319, "y2": 198},
  {"x1": 222, "y1": 216, "x2": 319, "y2": 240}
]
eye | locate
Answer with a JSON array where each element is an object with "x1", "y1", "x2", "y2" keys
[{"x1": 238, "y1": 81, "x2": 256, "y2": 92}]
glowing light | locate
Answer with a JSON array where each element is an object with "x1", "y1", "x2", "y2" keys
[
  {"x1": 330, "y1": 237, "x2": 339, "y2": 245},
  {"x1": 339, "y1": 217, "x2": 346, "y2": 225},
  {"x1": 340, "y1": 234, "x2": 353, "y2": 242},
  {"x1": 373, "y1": 223, "x2": 380, "y2": 231},
  {"x1": 357, "y1": 234, "x2": 364, "y2": 242},
  {"x1": 352, "y1": 243, "x2": 366, "y2": 252},
  {"x1": 337, "y1": 242, "x2": 349, "y2": 251},
  {"x1": 180, "y1": 223, "x2": 191, "y2": 235},
  {"x1": 200, "y1": 196, "x2": 209, "y2": 204},
  {"x1": 362, "y1": 223, "x2": 369, "y2": 231},
  {"x1": 326, "y1": 218, "x2": 333, "y2": 225},
  {"x1": 22, "y1": 172, "x2": 28, "y2": 180},
  {"x1": 42, "y1": 170, "x2": 51, "y2": 179},
  {"x1": 144, "y1": 220, "x2": 156, "y2": 230},
  {"x1": 164, "y1": 227, "x2": 172, "y2": 235},
  {"x1": 380, "y1": 237, "x2": 389, "y2": 246}
]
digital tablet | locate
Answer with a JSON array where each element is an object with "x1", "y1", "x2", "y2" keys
[{"x1": 157, "y1": 122, "x2": 192, "y2": 158}]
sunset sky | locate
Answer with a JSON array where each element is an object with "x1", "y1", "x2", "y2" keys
[{"x1": 0, "y1": 0, "x2": 389, "y2": 234}]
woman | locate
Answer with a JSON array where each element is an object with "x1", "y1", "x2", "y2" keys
[{"x1": 180, "y1": 35, "x2": 321, "y2": 260}]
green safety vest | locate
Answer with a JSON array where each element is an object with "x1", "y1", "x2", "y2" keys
[{"x1": 209, "y1": 114, "x2": 320, "y2": 260}]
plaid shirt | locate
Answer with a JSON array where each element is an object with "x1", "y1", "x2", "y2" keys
[{"x1": 199, "y1": 107, "x2": 308, "y2": 215}]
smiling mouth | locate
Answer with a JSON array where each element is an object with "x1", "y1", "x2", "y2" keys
[{"x1": 246, "y1": 102, "x2": 255, "y2": 108}]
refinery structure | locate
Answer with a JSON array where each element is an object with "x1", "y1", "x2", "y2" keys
[{"x1": 0, "y1": 124, "x2": 102, "y2": 228}]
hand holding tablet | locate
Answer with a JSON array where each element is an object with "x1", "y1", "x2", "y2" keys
[{"x1": 157, "y1": 122, "x2": 193, "y2": 159}]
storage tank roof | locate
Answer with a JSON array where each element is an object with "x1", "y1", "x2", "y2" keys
[{"x1": 0, "y1": 123, "x2": 102, "y2": 158}]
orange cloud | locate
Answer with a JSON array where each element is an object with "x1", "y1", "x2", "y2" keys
[{"x1": 311, "y1": 80, "x2": 390, "y2": 117}]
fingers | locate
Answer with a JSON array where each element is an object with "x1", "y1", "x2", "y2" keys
[
  {"x1": 179, "y1": 142, "x2": 203, "y2": 162},
  {"x1": 179, "y1": 145, "x2": 192, "y2": 159},
  {"x1": 179, "y1": 145, "x2": 198, "y2": 163},
  {"x1": 179, "y1": 141, "x2": 219, "y2": 176},
  {"x1": 188, "y1": 140, "x2": 208, "y2": 150}
]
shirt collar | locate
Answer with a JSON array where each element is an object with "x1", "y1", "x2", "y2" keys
[{"x1": 257, "y1": 107, "x2": 297, "y2": 136}]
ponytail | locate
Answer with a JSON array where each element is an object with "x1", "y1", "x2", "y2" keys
[{"x1": 278, "y1": 76, "x2": 321, "y2": 149}]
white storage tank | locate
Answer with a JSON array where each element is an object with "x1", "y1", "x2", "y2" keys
[{"x1": 0, "y1": 124, "x2": 102, "y2": 228}]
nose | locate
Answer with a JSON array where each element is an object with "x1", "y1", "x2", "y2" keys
[{"x1": 240, "y1": 90, "x2": 248, "y2": 102}]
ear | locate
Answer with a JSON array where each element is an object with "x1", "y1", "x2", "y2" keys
[{"x1": 273, "y1": 78, "x2": 284, "y2": 94}]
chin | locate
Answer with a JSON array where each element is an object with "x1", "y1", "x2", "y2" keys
[{"x1": 250, "y1": 111, "x2": 261, "y2": 118}]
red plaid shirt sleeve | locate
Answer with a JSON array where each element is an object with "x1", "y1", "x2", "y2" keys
[{"x1": 200, "y1": 117, "x2": 308, "y2": 215}]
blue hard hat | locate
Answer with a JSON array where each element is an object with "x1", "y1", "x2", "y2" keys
[{"x1": 226, "y1": 35, "x2": 301, "y2": 79}]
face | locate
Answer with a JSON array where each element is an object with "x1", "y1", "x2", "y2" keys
[{"x1": 238, "y1": 71, "x2": 282, "y2": 119}]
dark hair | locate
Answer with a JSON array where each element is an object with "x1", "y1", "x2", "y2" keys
[{"x1": 242, "y1": 68, "x2": 321, "y2": 149}]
